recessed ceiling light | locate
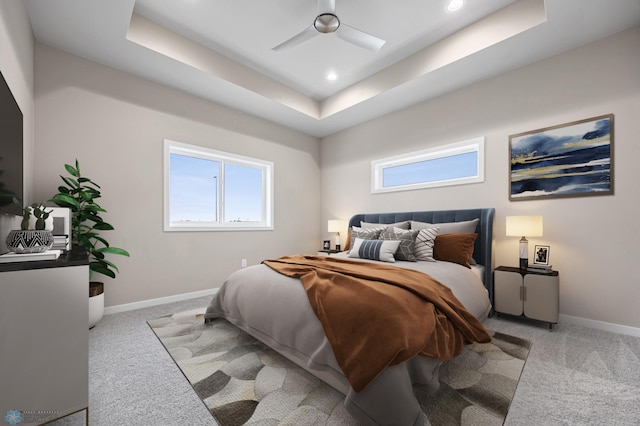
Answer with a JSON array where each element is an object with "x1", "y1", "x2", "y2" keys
[
  {"x1": 326, "y1": 71, "x2": 337, "y2": 81},
  {"x1": 447, "y1": 0, "x2": 464, "y2": 12}
]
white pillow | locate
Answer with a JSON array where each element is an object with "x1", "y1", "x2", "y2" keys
[{"x1": 348, "y1": 238, "x2": 401, "y2": 263}]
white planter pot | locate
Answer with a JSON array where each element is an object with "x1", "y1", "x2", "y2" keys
[{"x1": 89, "y1": 282, "x2": 104, "y2": 329}]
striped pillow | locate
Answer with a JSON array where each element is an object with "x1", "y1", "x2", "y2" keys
[
  {"x1": 414, "y1": 227, "x2": 439, "y2": 261},
  {"x1": 348, "y1": 238, "x2": 401, "y2": 263}
]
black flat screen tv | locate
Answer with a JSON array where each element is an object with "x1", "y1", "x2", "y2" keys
[{"x1": 0, "y1": 69, "x2": 24, "y2": 216}]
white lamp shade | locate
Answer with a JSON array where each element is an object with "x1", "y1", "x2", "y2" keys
[
  {"x1": 506, "y1": 216, "x2": 543, "y2": 237},
  {"x1": 328, "y1": 220, "x2": 346, "y2": 233}
]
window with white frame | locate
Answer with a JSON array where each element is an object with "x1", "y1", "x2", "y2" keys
[
  {"x1": 371, "y1": 137, "x2": 484, "y2": 193},
  {"x1": 164, "y1": 139, "x2": 273, "y2": 231}
]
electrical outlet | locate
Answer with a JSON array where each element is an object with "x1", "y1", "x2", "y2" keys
[{"x1": 241, "y1": 259, "x2": 247, "y2": 268}]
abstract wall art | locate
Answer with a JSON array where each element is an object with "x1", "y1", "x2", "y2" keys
[{"x1": 509, "y1": 114, "x2": 614, "y2": 201}]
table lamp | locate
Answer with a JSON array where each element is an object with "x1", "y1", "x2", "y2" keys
[
  {"x1": 328, "y1": 220, "x2": 346, "y2": 251},
  {"x1": 506, "y1": 216, "x2": 543, "y2": 269}
]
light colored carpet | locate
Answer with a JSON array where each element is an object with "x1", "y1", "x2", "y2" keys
[
  {"x1": 147, "y1": 308, "x2": 531, "y2": 425},
  {"x1": 50, "y1": 296, "x2": 640, "y2": 425},
  {"x1": 484, "y1": 316, "x2": 640, "y2": 425}
]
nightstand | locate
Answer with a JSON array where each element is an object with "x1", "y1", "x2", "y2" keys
[{"x1": 494, "y1": 266, "x2": 559, "y2": 330}]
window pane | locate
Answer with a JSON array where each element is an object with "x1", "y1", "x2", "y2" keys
[
  {"x1": 383, "y1": 151, "x2": 478, "y2": 188},
  {"x1": 371, "y1": 137, "x2": 484, "y2": 194},
  {"x1": 164, "y1": 139, "x2": 273, "y2": 231},
  {"x1": 169, "y1": 153, "x2": 220, "y2": 223},
  {"x1": 224, "y1": 163, "x2": 263, "y2": 223}
]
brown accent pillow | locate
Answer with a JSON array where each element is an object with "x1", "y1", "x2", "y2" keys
[{"x1": 434, "y1": 233, "x2": 477, "y2": 268}]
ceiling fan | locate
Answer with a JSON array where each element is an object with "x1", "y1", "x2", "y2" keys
[{"x1": 272, "y1": 0, "x2": 386, "y2": 52}]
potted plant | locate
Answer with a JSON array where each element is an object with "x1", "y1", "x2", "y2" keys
[
  {"x1": 50, "y1": 160, "x2": 130, "y2": 328},
  {"x1": 5, "y1": 199, "x2": 54, "y2": 253}
]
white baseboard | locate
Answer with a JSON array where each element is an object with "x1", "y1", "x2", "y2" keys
[
  {"x1": 104, "y1": 288, "x2": 218, "y2": 315},
  {"x1": 560, "y1": 314, "x2": 640, "y2": 338},
  {"x1": 104, "y1": 290, "x2": 640, "y2": 338}
]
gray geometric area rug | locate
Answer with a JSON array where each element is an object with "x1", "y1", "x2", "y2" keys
[{"x1": 148, "y1": 308, "x2": 531, "y2": 426}]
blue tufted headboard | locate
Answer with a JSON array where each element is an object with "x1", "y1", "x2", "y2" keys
[{"x1": 347, "y1": 208, "x2": 495, "y2": 307}]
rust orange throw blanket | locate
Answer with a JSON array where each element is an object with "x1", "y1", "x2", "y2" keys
[{"x1": 262, "y1": 255, "x2": 491, "y2": 392}]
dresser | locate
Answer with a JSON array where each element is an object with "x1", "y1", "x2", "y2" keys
[{"x1": 0, "y1": 249, "x2": 89, "y2": 425}]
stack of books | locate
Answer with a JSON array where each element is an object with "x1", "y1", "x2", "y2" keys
[
  {"x1": 527, "y1": 263, "x2": 553, "y2": 273},
  {"x1": 0, "y1": 249, "x2": 62, "y2": 263},
  {"x1": 52, "y1": 234, "x2": 69, "y2": 251}
]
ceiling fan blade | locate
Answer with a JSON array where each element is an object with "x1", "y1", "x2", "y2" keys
[
  {"x1": 335, "y1": 24, "x2": 386, "y2": 52},
  {"x1": 272, "y1": 25, "x2": 318, "y2": 51},
  {"x1": 318, "y1": 0, "x2": 336, "y2": 14}
]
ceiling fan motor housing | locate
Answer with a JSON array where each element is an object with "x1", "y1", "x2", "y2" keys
[{"x1": 314, "y1": 13, "x2": 340, "y2": 33}]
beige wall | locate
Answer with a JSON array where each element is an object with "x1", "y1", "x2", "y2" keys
[
  {"x1": 0, "y1": 1, "x2": 34, "y2": 250},
  {"x1": 10, "y1": 1, "x2": 639, "y2": 330},
  {"x1": 33, "y1": 45, "x2": 321, "y2": 307},
  {"x1": 321, "y1": 27, "x2": 640, "y2": 330}
]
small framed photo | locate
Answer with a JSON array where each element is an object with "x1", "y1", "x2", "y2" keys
[
  {"x1": 322, "y1": 240, "x2": 330, "y2": 250},
  {"x1": 534, "y1": 245, "x2": 550, "y2": 266}
]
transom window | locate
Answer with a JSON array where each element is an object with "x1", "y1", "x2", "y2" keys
[
  {"x1": 371, "y1": 137, "x2": 484, "y2": 193},
  {"x1": 164, "y1": 139, "x2": 273, "y2": 231}
]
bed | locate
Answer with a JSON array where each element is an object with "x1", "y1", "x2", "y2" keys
[{"x1": 205, "y1": 208, "x2": 495, "y2": 425}]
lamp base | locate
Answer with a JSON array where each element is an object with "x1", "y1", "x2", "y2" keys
[
  {"x1": 518, "y1": 237, "x2": 529, "y2": 270},
  {"x1": 519, "y1": 258, "x2": 528, "y2": 270}
]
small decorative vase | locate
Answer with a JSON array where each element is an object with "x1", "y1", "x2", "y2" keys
[{"x1": 6, "y1": 230, "x2": 54, "y2": 253}]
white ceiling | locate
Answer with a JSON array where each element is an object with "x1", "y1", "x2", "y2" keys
[{"x1": 25, "y1": 0, "x2": 640, "y2": 138}]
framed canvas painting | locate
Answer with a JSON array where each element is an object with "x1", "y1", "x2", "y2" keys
[{"x1": 509, "y1": 114, "x2": 614, "y2": 201}]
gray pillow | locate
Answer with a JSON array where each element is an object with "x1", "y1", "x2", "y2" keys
[
  {"x1": 349, "y1": 226, "x2": 385, "y2": 251},
  {"x1": 379, "y1": 227, "x2": 418, "y2": 262},
  {"x1": 410, "y1": 218, "x2": 479, "y2": 234},
  {"x1": 361, "y1": 220, "x2": 410, "y2": 230}
]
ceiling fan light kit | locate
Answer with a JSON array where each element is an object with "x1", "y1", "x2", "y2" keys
[{"x1": 272, "y1": 0, "x2": 386, "y2": 52}]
